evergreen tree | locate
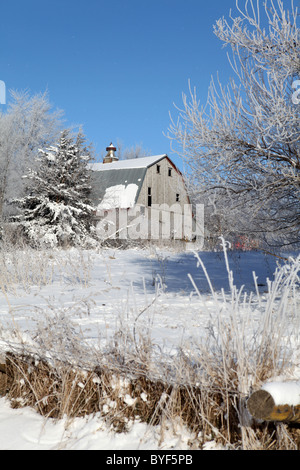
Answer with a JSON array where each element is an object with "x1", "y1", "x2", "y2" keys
[{"x1": 11, "y1": 130, "x2": 97, "y2": 248}]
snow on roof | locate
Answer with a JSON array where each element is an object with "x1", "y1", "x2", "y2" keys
[
  {"x1": 89, "y1": 153, "x2": 182, "y2": 210},
  {"x1": 90, "y1": 166, "x2": 147, "y2": 209},
  {"x1": 89, "y1": 154, "x2": 167, "y2": 171},
  {"x1": 97, "y1": 183, "x2": 139, "y2": 210}
]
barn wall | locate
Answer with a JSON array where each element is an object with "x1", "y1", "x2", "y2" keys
[{"x1": 136, "y1": 157, "x2": 190, "y2": 209}]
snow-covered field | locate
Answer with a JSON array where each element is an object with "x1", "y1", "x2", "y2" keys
[{"x1": 0, "y1": 244, "x2": 299, "y2": 450}]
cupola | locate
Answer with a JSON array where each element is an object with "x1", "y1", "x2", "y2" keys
[{"x1": 103, "y1": 142, "x2": 118, "y2": 163}]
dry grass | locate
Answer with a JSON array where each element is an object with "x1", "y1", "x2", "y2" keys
[
  {"x1": 0, "y1": 241, "x2": 95, "y2": 296},
  {"x1": 0, "y1": 242, "x2": 299, "y2": 449},
  {"x1": 1, "y1": 347, "x2": 299, "y2": 449}
]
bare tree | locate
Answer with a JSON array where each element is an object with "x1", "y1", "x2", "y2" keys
[
  {"x1": 168, "y1": 0, "x2": 299, "y2": 248},
  {"x1": 0, "y1": 90, "x2": 63, "y2": 224},
  {"x1": 116, "y1": 140, "x2": 152, "y2": 160}
]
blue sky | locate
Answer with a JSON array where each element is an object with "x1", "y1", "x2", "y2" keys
[{"x1": 0, "y1": 0, "x2": 238, "y2": 167}]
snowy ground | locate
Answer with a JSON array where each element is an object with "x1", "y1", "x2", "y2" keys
[
  {"x1": 0, "y1": 397, "x2": 193, "y2": 450},
  {"x1": 0, "y1": 245, "x2": 299, "y2": 450}
]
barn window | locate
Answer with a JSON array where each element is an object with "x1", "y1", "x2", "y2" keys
[
  {"x1": 148, "y1": 187, "x2": 152, "y2": 206},
  {"x1": 168, "y1": 167, "x2": 172, "y2": 177},
  {"x1": 156, "y1": 164, "x2": 160, "y2": 174},
  {"x1": 176, "y1": 193, "x2": 180, "y2": 202}
]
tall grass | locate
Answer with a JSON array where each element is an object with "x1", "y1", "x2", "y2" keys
[
  {"x1": 0, "y1": 245, "x2": 54, "y2": 294},
  {"x1": 0, "y1": 241, "x2": 299, "y2": 449},
  {"x1": 0, "y1": 242, "x2": 95, "y2": 295},
  {"x1": 181, "y1": 239, "x2": 300, "y2": 448}
]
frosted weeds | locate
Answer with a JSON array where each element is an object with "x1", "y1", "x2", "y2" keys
[
  {"x1": 0, "y1": 244, "x2": 298, "y2": 380},
  {"x1": 0, "y1": 244, "x2": 299, "y2": 450}
]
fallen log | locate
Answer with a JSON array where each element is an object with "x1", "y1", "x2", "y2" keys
[
  {"x1": 0, "y1": 364, "x2": 7, "y2": 396},
  {"x1": 247, "y1": 387, "x2": 300, "y2": 424}
]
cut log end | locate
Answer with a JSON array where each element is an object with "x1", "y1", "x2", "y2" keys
[
  {"x1": 0, "y1": 372, "x2": 7, "y2": 396},
  {"x1": 247, "y1": 389, "x2": 275, "y2": 420}
]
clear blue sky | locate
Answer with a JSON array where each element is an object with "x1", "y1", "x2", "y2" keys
[{"x1": 0, "y1": 0, "x2": 238, "y2": 167}]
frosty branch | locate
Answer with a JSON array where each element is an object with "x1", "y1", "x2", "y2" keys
[{"x1": 168, "y1": 0, "x2": 300, "y2": 247}]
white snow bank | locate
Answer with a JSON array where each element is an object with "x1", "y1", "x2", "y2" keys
[
  {"x1": 97, "y1": 184, "x2": 139, "y2": 210},
  {"x1": 0, "y1": 398, "x2": 195, "y2": 450},
  {"x1": 262, "y1": 380, "x2": 300, "y2": 406}
]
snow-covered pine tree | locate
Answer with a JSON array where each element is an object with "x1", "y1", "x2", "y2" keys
[{"x1": 10, "y1": 129, "x2": 97, "y2": 248}]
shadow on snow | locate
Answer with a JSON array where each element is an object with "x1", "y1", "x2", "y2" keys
[{"x1": 125, "y1": 250, "x2": 281, "y2": 295}]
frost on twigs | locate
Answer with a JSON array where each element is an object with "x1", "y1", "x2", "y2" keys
[{"x1": 168, "y1": 0, "x2": 300, "y2": 248}]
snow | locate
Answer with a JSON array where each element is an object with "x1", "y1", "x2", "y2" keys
[
  {"x1": 97, "y1": 183, "x2": 139, "y2": 210},
  {"x1": 262, "y1": 380, "x2": 300, "y2": 406},
  {"x1": 0, "y1": 246, "x2": 299, "y2": 450},
  {"x1": 0, "y1": 397, "x2": 181, "y2": 450},
  {"x1": 89, "y1": 155, "x2": 167, "y2": 171}
]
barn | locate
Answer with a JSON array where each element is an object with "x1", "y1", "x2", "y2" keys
[{"x1": 89, "y1": 143, "x2": 195, "y2": 243}]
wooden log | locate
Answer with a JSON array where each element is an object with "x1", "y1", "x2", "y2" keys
[
  {"x1": 0, "y1": 364, "x2": 7, "y2": 396},
  {"x1": 247, "y1": 389, "x2": 300, "y2": 424}
]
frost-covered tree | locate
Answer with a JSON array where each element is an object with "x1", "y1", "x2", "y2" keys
[
  {"x1": 114, "y1": 140, "x2": 152, "y2": 160},
  {"x1": 0, "y1": 90, "x2": 63, "y2": 226},
  {"x1": 10, "y1": 130, "x2": 97, "y2": 248},
  {"x1": 121, "y1": 143, "x2": 152, "y2": 160},
  {"x1": 168, "y1": 0, "x2": 300, "y2": 248}
]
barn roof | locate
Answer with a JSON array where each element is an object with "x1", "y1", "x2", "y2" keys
[
  {"x1": 89, "y1": 154, "x2": 169, "y2": 210},
  {"x1": 89, "y1": 154, "x2": 167, "y2": 172}
]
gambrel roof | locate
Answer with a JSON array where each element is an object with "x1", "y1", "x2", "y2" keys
[{"x1": 89, "y1": 154, "x2": 178, "y2": 210}]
